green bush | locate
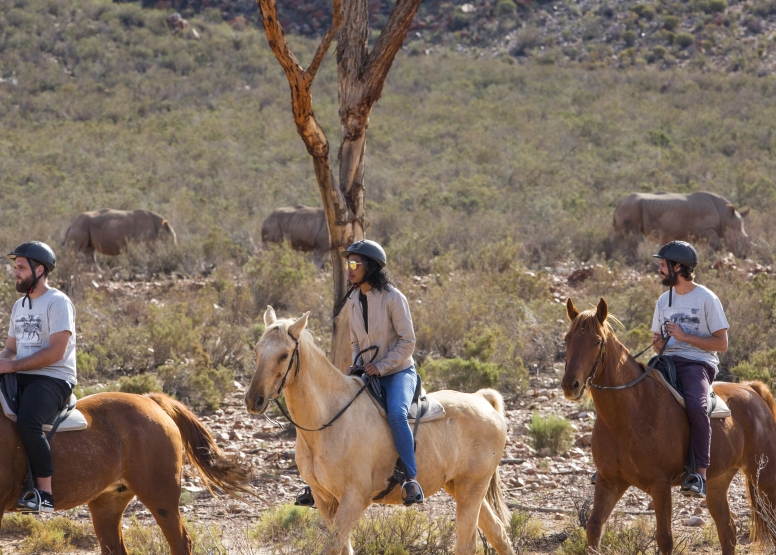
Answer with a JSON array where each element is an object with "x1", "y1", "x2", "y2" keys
[
  {"x1": 622, "y1": 30, "x2": 637, "y2": 46},
  {"x1": 676, "y1": 32, "x2": 695, "y2": 48},
  {"x1": 422, "y1": 357, "x2": 500, "y2": 392},
  {"x1": 662, "y1": 15, "x2": 681, "y2": 30},
  {"x1": 496, "y1": 0, "x2": 517, "y2": 17},
  {"x1": 631, "y1": 4, "x2": 656, "y2": 19},
  {"x1": 249, "y1": 504, "x2": 326, "y2": 553},
  {"x1": 243, "y1": 243, "x2": 318, "y2": 312},
  {"x1": 158, "y1": 359, "x2": 234, "y2": 410},
  {"x1": 709, "y1": 0, "x2": 728, "y2": 12},
  {"x1": 119, "y1": 373, "x2": 163, "y2": 394},
  {"x1": 731, "y1": 348, "x2": 776, "y2": 391},
  {"x1": 526, "y1": 412, "x2": 574, "y2": 455}
]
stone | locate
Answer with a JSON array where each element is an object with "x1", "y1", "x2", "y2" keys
[
  {"x1": 693, "y1": 507, "x2": 704, "y2": 515},
  {"x1": 682, "y1": 517, "x2": 705, "y2": 527}
]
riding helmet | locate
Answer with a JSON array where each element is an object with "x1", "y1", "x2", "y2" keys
[
  {"x1": 341, "y1": 240, "x2": 387, "y2": 268},
  {"x1": 7, "y1": 241, "x2": 57, "y2": 273},
  {"x1": 652, "y1": 240, "x2": 698, "y2": 270}
]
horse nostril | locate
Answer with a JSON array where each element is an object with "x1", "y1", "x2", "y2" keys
[
  {"x1": 255, "y1": 396, "x2": 264, "y2": 410},
  {"x1": 573, "y1": 380, "x2": 579, "y2": 390}
]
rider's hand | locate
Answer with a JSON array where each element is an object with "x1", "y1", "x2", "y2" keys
[
  {"x1": 0, "y1": 360, "x2": 14, "y2": 374},
  {"x1": 364, "y1": 363, "x2": 380, "y2": 377},
  {"x1": 346, "y1": 365, "x2": 357, "y2": 375},
  {"x1": 664, "y1": 322, "x2": 687, "y2": 342}
]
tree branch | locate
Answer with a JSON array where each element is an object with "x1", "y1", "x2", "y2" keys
[
  {"x1": 307, "y1": 0, "x2": 342, "y2": 80},
  {"x1": 365, "y1": 0, "x2": 421, "y2": 95}
]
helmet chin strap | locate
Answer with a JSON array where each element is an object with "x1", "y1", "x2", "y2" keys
[
  {"x1": 22, "y1": 261, "x2": 42, "y2": 310},
  {"x1": 665, "y1": 262, "x2": 678, "y2": 307}
]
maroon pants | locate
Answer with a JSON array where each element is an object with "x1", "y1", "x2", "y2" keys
[{"x1": 658, "y1": 356, "x2": 715, "y2": 469}]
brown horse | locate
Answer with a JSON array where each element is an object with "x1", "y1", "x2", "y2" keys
[
  {"x1": 562, "y1": 298, "x2": 776, "y2": 555},
  {"x1": 245, "y1": 307, "x2": 515, "y2": 555},
  {"x1": 0, "y1": 392, "x2": 252, "y2": 555}
]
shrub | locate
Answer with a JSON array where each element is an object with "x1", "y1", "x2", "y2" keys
[
  {"x1": 119, "y1": 373, "x2": 163, "y2": 394},
  {"x1": 1, "y1": 514, "x2": 96, "y2": 554},
  {"x1": 632, "y1": 4, "x2": 656, "y2": 20},
  {"x1": 676, "y1": 32, "x2": 695, "y2": 48},
  {"x1": 243, "y1": 243, "x2": 318, "y2": 312},
  {"x1": 123, "y1": 516, "x2": 225, "y2": 555},
  {"x1": 352, "y1": 508, "x2": 457, "y2": 555},
  {"x1": 662, "y1": 15, "x2": 681, "y2": 30},
  {"x1": 526, "y1": 412, "x2": 574, "y2": 455},
  {"x1": 158, "y1": 359, "x2": 234, "y2": 410},
  {"x1": 508, "y1": 510, "x2": 543, "y2": 553},
  {"x1": 422, "y1": 357, "x2": 500, "y2": 392},
  {"x1": 652, "y1": 45, "x2": 668, "y2": 60},
  {"x1": 496, "y1": 0, "x2": 517, "y2": 17},
  {"x1": 249, "y1": 504, "x2": 326, "y2": 553},
  {"x1": 622, "y1": 30, "x2": 637, "y2": 46},
  {"x1": 731, "y1": 348, "x2": 776, "y2": 391},
  {"x1": 709, "y1": 0, "x2": 728, "y2": 12}
]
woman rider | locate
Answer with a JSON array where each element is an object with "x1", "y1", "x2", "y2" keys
[{"x1": 342, "y1": 240, "x2": 424, "y2": 505}]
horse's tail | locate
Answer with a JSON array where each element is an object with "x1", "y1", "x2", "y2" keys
[
  {"x1": 146, "y1": 393, "x2": 254, "y2": 499},
  {"x1": 475, "y1": 388, "x2": 512, "y2": 526},
  {"x1": 741, "y1": 381, "x2": 776, "y2": 547}
]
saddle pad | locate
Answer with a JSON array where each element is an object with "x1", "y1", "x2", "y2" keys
[
  {"x1": 366, "y1": 388, "x2": 446, "y2": 424},
  {"x1": 653, "y1": 372, "x2": 731, "y2": 419},
  {"x1": 0, "y1": 392, "x2": 88, "y2": 432}
]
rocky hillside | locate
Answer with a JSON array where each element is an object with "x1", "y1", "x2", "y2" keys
[{"x1": 143, "y1": 0, "x2": 776, "y2": 72}]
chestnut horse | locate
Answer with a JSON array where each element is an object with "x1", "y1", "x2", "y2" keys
[
  {"x1": 0, "y1": 392, "x2": 252, "y2": 555},
  {"x1": 245, "y1": 307, "x2": 515, "y2": 555},
  {"x1": 562, "y1": 298, "x2": 776, "y2": 555}
]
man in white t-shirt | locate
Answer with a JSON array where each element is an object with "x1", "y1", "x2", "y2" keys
[
  {"x1": 0, "y1": 242, "x2": 77, "y2": 514},
  {"x1": 651, "y1": 241, "x2": 729, "y2": 499}
]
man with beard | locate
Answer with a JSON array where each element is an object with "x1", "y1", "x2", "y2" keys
[
  {"x1": 651, "y1": 241, "x2": 729, "y2": 499},
  {"x1": 0, "y1": 242, "x2": 76, "y2": 513}
]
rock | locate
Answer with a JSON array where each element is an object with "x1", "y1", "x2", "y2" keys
[
  {"x1": 536, "y1": 396, "x2": 549, "y2": 402},
  {"x1": 682, "y1": 517, "x2": 705, "y2": 527},
  {"x1": 576, "y1": 433, "x2": 593, "y2": 447},
  {"x1": 217, "y1": 432, "x2": 230, "y2": 443},
  {"x1": 538, "y1": 447, "x2": 552, "y2": 457},
  {"x1": 694, "y1": 507, "x2": 704, "y2": 515},
  {"x1": 229, "y1": 430, "x2": 242, "y2": 441}
]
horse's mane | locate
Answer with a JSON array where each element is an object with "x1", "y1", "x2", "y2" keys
[{"x1": 567, "y1": 309, "x2": 621, "y2": 343}]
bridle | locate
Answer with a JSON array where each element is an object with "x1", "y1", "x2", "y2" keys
[
  {"x1": 266, "y1": 330, "x2": 371, "y2": 432},
  {"x1": 575, "y1": 333, "x2": 660, "y2": 392}
]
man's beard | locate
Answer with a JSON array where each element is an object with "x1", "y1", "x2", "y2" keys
[
  {"x1": 15, "y1": 274, "x2": 34, "y2": 293},
  {"x1": 660, "y1": 275, "x2": 676, "y2": 287}
]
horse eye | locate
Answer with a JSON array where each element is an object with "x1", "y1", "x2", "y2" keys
[{"x1": 278, "y1": 353, "x2": 289, "y2": 362}]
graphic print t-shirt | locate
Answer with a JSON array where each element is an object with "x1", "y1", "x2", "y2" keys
[
  {"x1": 8, "y1": 288, "x2": 77, "y2": 385},
  {"x1": 651, "y1": 283, "x2": 729, "y2": 375}
]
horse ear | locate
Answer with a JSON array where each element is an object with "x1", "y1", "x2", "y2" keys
[
  {"x1": 740, "y1": 208, "x2": 750, "y2": 218},
  {"x1": 566, "y1": 298, "x2": 580, "y2": 321},
  {"x1": 288, "y1": 312, "x2": 310, "y2": 339},
  {"x1": 264, "y1": 306, "x2": 277, "y2": 326},
  {"x1": 596, "y1": 298, "x2": 609, "y2": 325}
]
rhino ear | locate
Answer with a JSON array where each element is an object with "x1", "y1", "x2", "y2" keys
[
  {"x1": 264, "y1": 306, "x2": 277, "y2": 326},
  {"x1": 288, "y1": 312, "x2": 310, "y2": 339},
  {"x1": 566, "y1": 298, "x2": 580, "y2": 321},
  {"x1": 740, "y1": 208, "x2": 750, "y2": 218},
  {"x1": 596, "y1": 298, "x2": 609, "y2": 325}
]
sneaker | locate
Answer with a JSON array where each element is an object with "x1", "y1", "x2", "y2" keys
[
  {"x1": 680, "y1": 474, "x2": 706, "y2": 498},
  {"x1": 16, "y1": 489, "x2": 55, "y2": 513},
  {"x1": 39, "y1": 491, "x2": 55, "y2": 513},
  {"x1": 402, "y1": 480, "x2": 424, "y2": 506}
]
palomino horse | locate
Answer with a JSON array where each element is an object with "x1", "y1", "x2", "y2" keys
[
  {"x1": 0, "y1": 392, "x2": 252, "y2": 555},
  {"x1": 245, "y1": 307, "x2": 515, "y2": 555},
  {"x1": 563, "y1": 298, "x2": 776, "y2": 555}
]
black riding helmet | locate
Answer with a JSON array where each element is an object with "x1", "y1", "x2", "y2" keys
[
  {"x1": 8, "y1": 241, "x2": 57, "y2": 272},
  {"x1": 652, "y1": 240, "x2": 698, "y2": 269},
  {"x1": 341, "y1": 240, "x2": 387, "y2": 268},
  {"x1": 7, "y1": 241, "x2": 57, "y2": 309}
]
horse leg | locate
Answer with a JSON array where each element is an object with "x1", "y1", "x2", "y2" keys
[
  {"x1": 320, "y1": 495, "x2": 369, "y2": 555},
  {"x1": 88, "y1": 490, "x2": 136, "y2": 555},
  {"x1": 131, "y1": 485, "x2": 191, "y2": 555},
  {"x1": 586, "y1": 476, "x2": 628, "y2": 553},
  {"x1": 447, "y1": 480, "x2": 492, "y2": 554},
  {"x1": 477, "y1": 499, "x2": 516, "y2": 555},
  {"x1": 650, "y1": 484, "x2": 675, "y2": 555},
  {"x1": 706, "y1": 469, "x2": 737, "y2": 555}
]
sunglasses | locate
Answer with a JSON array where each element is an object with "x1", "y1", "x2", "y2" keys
[{"x1": 346, "y1": 260, "x2": 364, "y2": 270}]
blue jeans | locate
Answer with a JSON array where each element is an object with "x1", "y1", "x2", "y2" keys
[{"x1": 379, "y1": 367, "x2": 418, "y2": 478}]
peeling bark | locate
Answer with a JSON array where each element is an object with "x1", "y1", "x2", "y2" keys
[{"x1": 257, "y1": 0, "x2": 421, "y2": 368}]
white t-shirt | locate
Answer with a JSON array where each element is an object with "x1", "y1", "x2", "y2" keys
[
  {"x1": 651, "y1": 283, "x2": 729, "y2": 375},
  {"x1": 8, "y1": 288, "x2": 77, "y2": 385}
]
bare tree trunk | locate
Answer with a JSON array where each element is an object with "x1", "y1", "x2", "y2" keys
[{"x1": 257, "y1": 0, "x2": 421, "y2": 369}]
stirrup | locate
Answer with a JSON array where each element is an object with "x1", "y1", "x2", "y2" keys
[
  {"x1": 401, "y1": 479, "x2": 424, "y2": 506},
  {"x1": 680, "y1": 473, "x2": 706, "y2": 498},
  {"x1": 294, "y1": 485, "x2": 316, "y2": 508},
  {"x1": 16, "y1": 489, "x2": 42, "y2": 513}
]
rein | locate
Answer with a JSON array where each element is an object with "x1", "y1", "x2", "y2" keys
[{"x1": 269, "y1": 335, "x2": 373, "y2": 432}]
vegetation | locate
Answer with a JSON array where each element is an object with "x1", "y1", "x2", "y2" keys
[
  {"x1": 1, "y1": 513, "x2": 96, "y2": 553},
  {"x1": 527, "y1": 412, "x2": 575, "y2": 455}
]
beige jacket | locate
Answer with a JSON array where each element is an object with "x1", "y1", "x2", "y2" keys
[{"x1": 348, "y1": 286, "x2": 416, "y2": 376}]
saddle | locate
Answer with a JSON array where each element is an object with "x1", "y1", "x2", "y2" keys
[
  {"x1": 359, "y1": 372, "x2": 446, "y2": 424},
  {"x1": 648, "y1": 356, "x2": 731, "y2": 419},
  {"x1": 0, "y1": 374, "x2": 88, "y2": 433}
]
